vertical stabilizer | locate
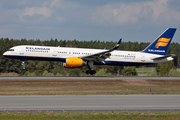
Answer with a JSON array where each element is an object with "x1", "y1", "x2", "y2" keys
[{"x1": 142, "y1": 28, "x2": 176, "y2": 55}]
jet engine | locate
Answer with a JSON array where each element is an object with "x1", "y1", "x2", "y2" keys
[{"x1": 63, "y1": 57, "x2": 87, "y2": 68}]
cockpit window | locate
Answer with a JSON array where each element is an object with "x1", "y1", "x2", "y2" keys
[{"x1": 8, "y1": 49, "x2": 14, "y2": 51}]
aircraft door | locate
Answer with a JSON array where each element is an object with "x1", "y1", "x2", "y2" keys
[
  {"x1": 53, "y1": 49, "x2": 57, "y2": 56},
  {"x1": 141, "y1": 55, "x2": 145, "y2": 62},
  {"x1": 20, "y1": 49, "x2": 24, "y2": 55}
]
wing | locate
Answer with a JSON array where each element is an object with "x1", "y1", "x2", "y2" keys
[{"x1": 80, "y1": 39, "x2": 122, "y2": 64}]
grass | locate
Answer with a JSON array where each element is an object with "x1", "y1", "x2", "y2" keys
[
  {"x1": 0, "y1": 79, "x2": 180, "y2": 95},
  {"x1": 0, "y1": 111, "x2": 180, "y2": 120},
  {"x1": 176, "y1": 69, "x2": 180, "y2": 72},
  {"x1": 0, "y1": 72, "x2": 19, "y2": 76},
  {"x1": 136, "y1": 67, "x2": 156, "y2": 76},
  {"x1": 1, "y1": 67, "x2": 180, "y2": 77},
  {"x1": 136, "y1": 67, "x2": 180, "y2": 76},
  {"x1": 136, "y1": 67, "x2": 155, "y2": 73}
]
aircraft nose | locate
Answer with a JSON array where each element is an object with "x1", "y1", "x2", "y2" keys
[{"x1": 3, "y1": 52, "x2": 7, "y2": 56}]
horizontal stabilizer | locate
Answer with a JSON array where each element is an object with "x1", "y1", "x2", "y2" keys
[{"x1": 151, "y1": 54, "x2": 176, "y2": 60}]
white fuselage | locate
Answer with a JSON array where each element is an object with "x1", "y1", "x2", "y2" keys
[{"x1": 3, "y1": 45, "x2": 173, "y2": 66}]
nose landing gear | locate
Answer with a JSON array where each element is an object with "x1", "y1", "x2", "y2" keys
[{"x1": 21, "y1": 60, "x2": 25, "y2": 69}]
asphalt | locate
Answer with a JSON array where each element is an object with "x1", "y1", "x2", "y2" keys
[
  {"x1": 0, "y1": 95, "x2": 180, "y2": 112},
  {"x1": 0, "y1": 76, "x2": 180, "y2": 80}
]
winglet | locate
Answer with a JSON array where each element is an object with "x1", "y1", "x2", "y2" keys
[
  {"x1": 104, "y1": 47, "x2": 107, "y2": 50},
  {"x1": 113, "y1": 38, "x2": 122, "y2": 50}
]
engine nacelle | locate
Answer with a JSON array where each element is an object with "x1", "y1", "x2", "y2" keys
[{"x1": 63, "y1": 57, "x2": 87, "y2": 68}]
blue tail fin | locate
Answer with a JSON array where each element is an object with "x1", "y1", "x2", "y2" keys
[
  {"x1": 113, "y1": 38, "x2": 122, "y2": 50},
  {"x1": 142, "y1": 28, "x2": 176, "y2": 55}
]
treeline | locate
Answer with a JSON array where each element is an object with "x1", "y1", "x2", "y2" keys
[{"x1": 0, "y1": 38, "x2": 179, "y2": 76}]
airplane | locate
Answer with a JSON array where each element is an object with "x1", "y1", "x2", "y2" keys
[{"x1": 3, "y1": 28, "x2": 177, "y2": 75}]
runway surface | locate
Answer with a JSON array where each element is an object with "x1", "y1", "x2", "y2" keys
[
  {"x1": 0, "y1": 76, "x2": 180, "y2": 80},
  {"x1": 0, "y1": 95, "x2": 180, "y2": 112}
]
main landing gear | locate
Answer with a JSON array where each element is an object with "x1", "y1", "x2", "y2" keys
[
  {"x1": 86, "y1": 61, "x2": 96, "y2": 75},
  {"x1": 86, "y1": 70, "x2": 96, "y2": 75}
]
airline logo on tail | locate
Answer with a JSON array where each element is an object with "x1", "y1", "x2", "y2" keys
[
  {"x1": 116, "y1": 44, "x2": 120, "y2": 47},
  {"x1": 142, "y1": 28, "x2": 176, "y2": 55},
  {"x1": 155, "y1": 38, "x2": 171, "y2": 48}
]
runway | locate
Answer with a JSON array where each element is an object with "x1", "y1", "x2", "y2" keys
[
  {"x1": 0, "y1": 76, "x2": 180, "y2": 80},
  {"x1": 0, "y1": 95, "x2": 180, "y2": 112}
]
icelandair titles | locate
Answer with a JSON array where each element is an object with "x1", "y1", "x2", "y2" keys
[
  {"x1": 26, "y1": 47, "x2": 50, "y2": 50},
  {"x1": 148, "y1": 49, "x2": 165, "y2": 53}
]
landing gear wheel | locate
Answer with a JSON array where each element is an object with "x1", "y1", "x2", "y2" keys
[
  {"x1": 92, "y1": 70, "x2": 96, "y2": 75},
  {"x1": 86, "y1": 70, "x2": 96, "y2": 75},
  {"x1": 86, "y1": 70, "x2": 91, "y2": 74}
]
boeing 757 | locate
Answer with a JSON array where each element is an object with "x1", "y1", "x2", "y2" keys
[{"x1": 3, "y1": 28, "x2": 177, "y2": 75}]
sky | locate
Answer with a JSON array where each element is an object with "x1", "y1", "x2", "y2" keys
[{"x1": 0, "y1": 0, "x2": 180, "y2": 43}]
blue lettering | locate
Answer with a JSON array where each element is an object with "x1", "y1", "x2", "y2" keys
[{"x1": 26, "y1": 47, "x2": 50, "y2": 50}]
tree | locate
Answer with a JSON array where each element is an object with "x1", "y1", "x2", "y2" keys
[
  {"x1": 68, "y1": 68, "x2": 81, "y2": 76},
  {"x1": 106, "y1": 66, "x2": 124, "y2": 76},
  {"x1": 122, "y1": 66, "x2": 137, "y2": 76},
  {"x1": 168, "y1": 69, "x2": 179, "y2": 76},
  {"x1": 35, "y1": 61, "x2": 51, "y2": 76},
  {"x1": 52, "y1": 62, "x2": 67, "y2": 76},
  {"x1": 157, "y1": 61, "x2": 175, "y2": 76}
]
